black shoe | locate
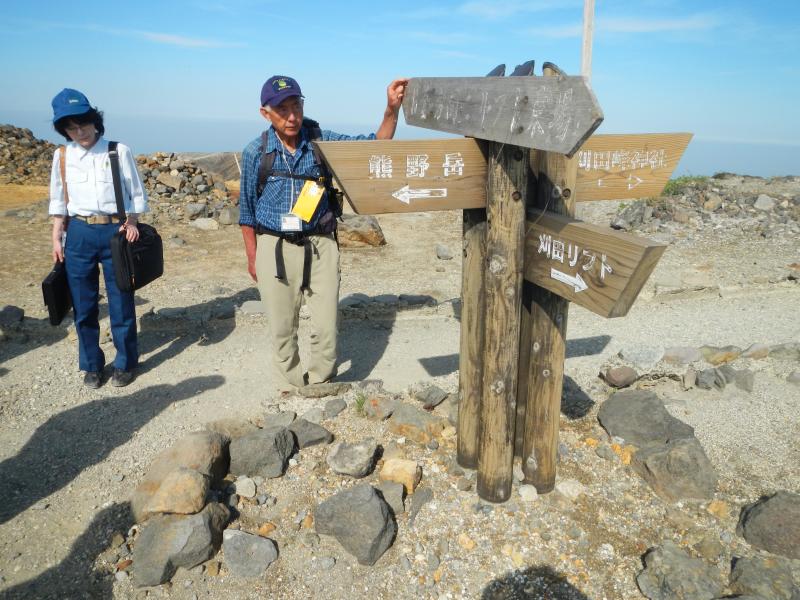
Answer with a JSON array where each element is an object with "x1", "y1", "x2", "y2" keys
[
  {"x1": 111, "y1": 368, "x2": 134, "y2": 387},
  {"x1": 83, "y1": 371, "x2": 102, "y2": 389}
]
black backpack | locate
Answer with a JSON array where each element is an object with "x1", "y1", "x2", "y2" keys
[{"x1": 256, "y1": 117, "x2": 343, "y2": 218}]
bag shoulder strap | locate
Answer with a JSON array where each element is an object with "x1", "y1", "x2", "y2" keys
[
  {"x1": 256, "y1": 130, "x2": 275, "y2": 197},
  {"x1": 58, "y1": 145, "x2": 69, "y2": 207},
  {"x1": 108, "y1": 141, "x2": 127, "y2": 220}
]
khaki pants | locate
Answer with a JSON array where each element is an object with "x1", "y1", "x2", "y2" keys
[{"x1": 255, "y1": 233, "x2": 340, "y2": 388}]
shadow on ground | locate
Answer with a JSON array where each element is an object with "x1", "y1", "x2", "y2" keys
[
  {"x1": 482, "y1": 565, "x2": 590, "y2": 599},
  {"x1": 0, "y1": 502, "x2": 133, "y2": 599},
  {"x1": 336, "y1": 293, "x2": 437, "y2": 382},
  {"x1": 134, "y1": 288, "x2": 259, "y2": 375},
  {"x1": 412, "y1": 335, "x2": 611, "y2": 380},
  {"x1": 0, "y1": 375, "x2": 224, "y2": 525}
]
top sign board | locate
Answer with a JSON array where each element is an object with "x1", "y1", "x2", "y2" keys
[
  {"x1": 402, "y1": 76, "x2": 603, "y2": 156},
  {"x1": 574, "y1": 133, "x2": 693, "y2": 201}
]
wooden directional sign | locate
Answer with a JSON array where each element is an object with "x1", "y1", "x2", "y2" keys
[
  {"x1": 524, "y1": 210, "x2": 666, "y2": 318},
  {"x1": 318, "y1": 133, "x2": 691, "y2": 215},
  {"x1": 575, "y1": 133, "x2": 693, "y2": 201},
  {"x1": 315, "y1": 139, "x2": 487, "y2": 214},
  {"x1": 402, "y1": 76, "x2": 603, "y2": 156}
]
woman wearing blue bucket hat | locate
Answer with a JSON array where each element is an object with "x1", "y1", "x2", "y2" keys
[{"x1": 48, "y1": 88, "x2": 148, "y2": 388}]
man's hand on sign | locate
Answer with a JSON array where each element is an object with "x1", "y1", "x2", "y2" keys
[{"x1": 386, "y1": 78, "x2": 409, "y2": 113}]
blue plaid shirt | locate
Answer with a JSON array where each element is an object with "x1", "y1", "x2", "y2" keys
[{"x1": 239, "y1": 124, "x2": 375, "y2": 232}]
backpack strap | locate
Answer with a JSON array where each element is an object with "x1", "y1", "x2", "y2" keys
[
  {"x1": 256, "y1": 131, "x2": 276, "y2": 197},
  {"x1": 255, "y1": 118, "x2": 337, "y2": 200}
]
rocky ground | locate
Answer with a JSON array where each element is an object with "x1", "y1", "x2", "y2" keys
[{"x1": 0, "y1": 134, "x2": 798, "y2": 600}]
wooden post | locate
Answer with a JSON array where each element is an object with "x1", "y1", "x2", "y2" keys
[
  {"x1": 457, "y1": 65, "x2": 504, "y2": 469},
  {"x1": 457, "y1": 208, "x2": 486, "y2": 468},
  {"x1": 582, "y1": 0, "x2": 595, "y2": 82},
  {"x1": 521, "y1": 63, "x2": 579, "y2": 493},
  {"x1": 477, "y1": 142, "x2": 528, "y2": 503}
]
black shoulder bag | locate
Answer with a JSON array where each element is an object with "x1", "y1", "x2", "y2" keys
[
  {"x1": 42, "y1": 145, "x2": 72, "y2": 325},
  {"x1": 108, "y1": 141, "x2": 163, "y2": 292}
]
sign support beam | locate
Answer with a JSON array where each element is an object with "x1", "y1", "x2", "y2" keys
[{"x1": 517, "y1": 63, "x2": 578, "y2": 493}]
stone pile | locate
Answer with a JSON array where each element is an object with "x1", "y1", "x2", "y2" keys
[
  {"x1": 0, "y1": 124, "x2": 58, "y2": 185},
  {"x1": 123, "y1": 382, "x2": 449, "y2": 588},
  {"x1": 610, "y1": 173, "x2": 800, "y2": 238},
  {"x1": 134, "y1": 153, "x2": 238, "y2": 227}
]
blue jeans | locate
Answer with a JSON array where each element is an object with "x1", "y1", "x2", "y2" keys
[{"x1": 65, "y1": 218, "x2": 138, "y2": 372}]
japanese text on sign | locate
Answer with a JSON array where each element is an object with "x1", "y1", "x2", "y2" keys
[
  {"x1": 537, "y1": 234, "x2": 613, "y2": 280},
  {"x1": 577, "y1": 149, "x2": 666, "y2": 172},
  {"x1": 368, "y1": 153, "x2": 466, "y2": 179}
]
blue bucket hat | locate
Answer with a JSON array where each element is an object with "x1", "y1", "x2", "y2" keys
[
  {"x1": 51, "y1": 88, "x2": 92, "y2": 122},
  {"x1": 260, "y1": 76, "x2": 303, "y2": 107}
]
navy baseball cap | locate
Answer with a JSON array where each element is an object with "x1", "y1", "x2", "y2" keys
[
  {"x1": 260, "y1": 76, "x2": 303, "y2": 107},
  {"x1": 51, "y1": 88, "x2": 92, "y2": 122}
]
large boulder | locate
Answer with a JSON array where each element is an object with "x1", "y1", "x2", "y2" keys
[
  {"x1": 326, "y1": 438, "x2": 377, "y2": 478},
  {"x1": 597, "y1": 390, "x2": 695, "y2": 447},
  {"x1": 222, "y1": 530, "x2": 279, "y2": 578},
  {"x1": 131, "y1": 432, "x2": 229, "y2": 522},
  {"x1": 632, "y1": 438, "x2": 718, "y2": 501},
  {"x1": 132, "y1": 502, "x2": 229, "y2": 587},
  {"x1": 229, "y1": 427, "x2": 295, "y2": 478},
  {"x1": 636, "y1": 541, "x2": 724, "y2": 600},
  {"x1": 314, "y1": 484, "x2": 396, "y2": 565},
  {"x1": 736, "y1": 491, "x2": 800, "y2": 559},
  {"x1": 337, "y1": 214, "x2": 386, "y2": 248}
]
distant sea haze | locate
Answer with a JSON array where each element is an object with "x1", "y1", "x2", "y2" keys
[{"x1": 3, "y1": 110, "x2": 798, "y2": 178}]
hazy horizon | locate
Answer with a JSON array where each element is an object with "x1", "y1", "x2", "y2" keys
[{"x1": 3, "y1": 109, "x2": 797, "y2": 180}]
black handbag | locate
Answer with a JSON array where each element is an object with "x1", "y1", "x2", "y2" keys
[
  {"x1": 42, "y1": 260, "x2": 72, "y2": 325},
  {"x1": 108, "y1": 141, "x2": 163, "y2": 293}
]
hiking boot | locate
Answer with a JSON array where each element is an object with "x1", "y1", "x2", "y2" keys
[
  {"x1": 111, "y1": 368, "x2": 134, "y2": 387},
  {"x1": 83, "y1": 371, "x2": 102, "y2": 389}
]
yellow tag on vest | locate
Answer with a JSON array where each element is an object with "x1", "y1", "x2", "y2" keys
[{"x1": 291, "y1": 181, "x2": 324, "y2": 222}]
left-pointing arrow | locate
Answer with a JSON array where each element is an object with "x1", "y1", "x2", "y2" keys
[
  {"x1": 550, "y1": 268, "x2": 588, "y2": 293},
  {"x1": 391, "y1": 185, "x2": 448, "y2": 204}
]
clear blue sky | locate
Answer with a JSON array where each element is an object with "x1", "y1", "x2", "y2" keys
[{"x1": 1, "y1": 0, "x2": 798, "y2": 176}]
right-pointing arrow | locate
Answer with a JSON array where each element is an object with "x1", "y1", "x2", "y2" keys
[
  {"x1": 550, "y1": 268, "x2": 589, "y2": 293},
  {"x1": 627, "y1": 174, "x2": 643, "y2": 190}
]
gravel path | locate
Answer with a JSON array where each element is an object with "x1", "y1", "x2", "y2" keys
[{"x1": 0, "y1": 183, "x2": 798, "y2": 599}]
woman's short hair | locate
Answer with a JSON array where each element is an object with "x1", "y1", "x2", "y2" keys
[{"x1": 53, "y1": 108, "x2": 104, "y2": 140}]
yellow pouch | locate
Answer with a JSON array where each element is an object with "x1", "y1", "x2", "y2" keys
[{"x1": 291, "y1": 181, "x2": 325, "y2": 222}]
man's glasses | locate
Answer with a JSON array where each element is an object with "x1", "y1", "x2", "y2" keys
[{"x1": 271, "y1": 99, "x2": 304, "y2": 118}]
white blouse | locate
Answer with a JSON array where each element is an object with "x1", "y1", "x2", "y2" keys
[{"x1": 48, "y1": 137, "x2": 148, "y2": 217}]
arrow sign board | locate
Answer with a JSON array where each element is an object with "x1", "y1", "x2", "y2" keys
[
  {"x1": 402, "y1": 76, "x2": 603, "y2": 156},
  {"x1": 524, "y1": 210, "x2": 667, "y2": 318},
  {"x1": 575, "y1": 133, "x2": 693, "y2": 201},
  {"x1": 317, "y1": 133, "x2": 692, "y2": 215},
  {"x1": 315, "y1": 139, "x2": 487, "y2": 214}
]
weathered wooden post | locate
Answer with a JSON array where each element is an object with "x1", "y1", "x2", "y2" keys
[
  {"x1": 457, "y1": 206, "x2": 486, "y2": 468},
  {"x1": 518, "y1": 63, "x2": 578, "y2": 492},
  {"x1": 457, "y1": 65, "x2": 503, "y2": 469},
  {"x1": 458, "y1": 62, "x2": 535, "y2": 471},
  {"x1": 476, "y1": 141, "x2": 528, "y2": 502}
]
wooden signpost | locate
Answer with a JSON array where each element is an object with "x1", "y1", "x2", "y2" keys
[
  {"x1": 315, "y1": 63, "x2": 687, "y2": 502},
  {"x1": 315, "y1": 139, "x2": 487, "y2": 214},
  {"x1": 524, "y1": 211, "x2": 666, "y2": 318},
  {"x1": 403, "y1": 76, "x2": 604, "y2": 156},
  {"x1": 575, "y1": 133, "x2": 693, "y2": 201},
  {"x1": 317, "y1": 133, "x2": 690, "y2": 214}
]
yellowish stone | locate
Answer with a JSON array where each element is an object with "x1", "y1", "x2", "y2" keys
[{"x1": 458, "y1": 533, "x2": 476, "y2": 551}]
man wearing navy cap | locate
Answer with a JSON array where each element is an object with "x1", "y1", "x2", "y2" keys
[{"x1": 239, "y1": 75, "x2": 408, "y2": 390}]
